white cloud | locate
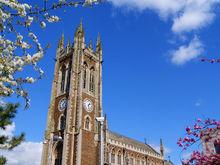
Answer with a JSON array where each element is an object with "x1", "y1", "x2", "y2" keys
[
  {"x1": 0, "y1": 97, "x2": 5, "y2": 106},
  {"x1": 195, "y1": 99, "x2": 202, "y2": 107},
  {"x1": 171, "y1": 36, "x2": 204, "y2": 65},
  {"x1": 108, "y1": 0, "x2": 220, "y2": 64},
  {"x1": 172, "y1": 0, "x2": 217, "y2": 33},
  {"x1": 109, "y1": 0, "x2": 184, "y2": 17},
  {"x1": 1, "y1": 142, "x2": 42, "y2": 165},
  {"x1": 195, "y1": 102, "x2": 201, "y2": 107},
  {"x1": 0, "y1": 123, "x2": 42, "y2": 165},
  {"x1": 109, "y1": 0, "x2": 220, "y2": 33}
]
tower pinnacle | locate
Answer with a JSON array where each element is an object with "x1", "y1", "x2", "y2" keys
[
  {"x1": 160, "y1": 138, "x2": 164, "y2": 157},
  {"x1": 96, "y1": 33, "x2": 102, "y2": 52},
  {"x1": 58, "y1": 32, "x2": 64, "y2": 49},
  {"x1": 66, "y1": 38, "x2": 71, "y2": 53},
  {"x1": 75, "y1": 19, "x2": 84, "y2": 37},
  {"x1": 74, "y1": 21, "x2": 85, "y2": 49},
  {"x1": 96, "y1": 33, "x2": 101, "y2": 46},
  {"x1": 79, "y1": 19, "x2": 83, "y2": 32}
]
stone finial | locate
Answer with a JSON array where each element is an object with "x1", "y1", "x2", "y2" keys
[
  {"x1": 88, "y1": 39, "x2": 93, "y2": 50},
  {"x1": 75, "y1": 19, "x2": 84, "y2": 37},
  {"x1": 66, "y1": 38, "x2": 71, "y2": 53},
  {"x1": 96, "y1": 33, "x2": 101, "y2": 45}
]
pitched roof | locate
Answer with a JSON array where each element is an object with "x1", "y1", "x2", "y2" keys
[{"x1": 107, "y1": 130, "x2": 161, "y2": 156}]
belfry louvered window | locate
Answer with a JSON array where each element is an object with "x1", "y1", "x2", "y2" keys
[
  {"x1": 89, "y1": 67, "x2": 95, "y2": 93},
  {"x1": 60, "y1": 65, "x2": 66, "y2": 93},
  {"x1": 59, "y1": 115, "x2": 65, "y2": 130},
  {"x1": 83, "y1": 69, "x2": 86, "y2": 89},
  {"x1": 85, "y1": 117, "x2": 90, "y2": 130},
  {"x1": 83, "y1": 62, "x2": 87, "y2": 89}
]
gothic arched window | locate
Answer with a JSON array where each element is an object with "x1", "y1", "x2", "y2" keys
[
  {"x1": 85, "y1": 116, "x2": 90, "y2": 130},
  {"x1": 59, "y1": 115, "x2": 66, "y2": 130},
  {"x1": 89, "y1": 67, "x2": 95, "y2": 93},
  {"x1": 130, "y1": 157, "x2": 134, "y2": 165},
  {"x1": 117, "y1": 152, "x2": 121, "y2": 165},
  {"x1": 111, "y1": 151, "x2": 115, "y2": 163},
  {"x1": 106, "y1": 150, "x2": 109, "y2": 163},
  {"x1": 60, "y1": 65, "x2": 66, "y2": 93},
  {"x1": 83, "y1": 62, "x2": 88, "y2": 89}
]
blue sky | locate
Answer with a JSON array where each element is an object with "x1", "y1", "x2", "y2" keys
[{"x1": 2, "y1": 1, "x2": 220, "y2": 165}]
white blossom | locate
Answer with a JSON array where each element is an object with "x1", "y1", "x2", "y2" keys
[
  {"x1": 39, "y1": 68, "x2": 44, "y2": 75},
  {"x1": 31, "y1": 51, "x2": 43, "y2": 63},
  {"x1": 24, "y1": 54, "x2": 32, "y2": 63},
  {"x1": 21, "y1": 41, "x2": 30, "y2": 49},
  {"x1": 40, "y1": 21, "x2": 46, "y2": 28},
  {"x1": 26, "y1": 16, "x2": 33, "y2": 26},
  {"x1": 26, "y1": 77, "x2": 35, "y2": 83},
  {"x1": 46, "y1": 15, "x2": 60, "y2": 23},
  {"x1": 0, "y1": 0, "x2": 98, "y2": 107}
]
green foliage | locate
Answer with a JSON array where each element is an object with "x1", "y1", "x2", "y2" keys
[
  {"x1": 0, "y1": 103, "x2": 25, "y2": 164},
  {"x1": 0, "y1": 103, "x2": 18, "y2": 129},
  {"x1": 0, "y1": 156, "x2": 7, "y2": 165}
]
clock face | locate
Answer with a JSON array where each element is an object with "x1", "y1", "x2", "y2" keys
[
  {"x1": 83, "y1": 99, "x2": 93, "y2": 112},
  {"x1": 59, "y1": 98, "x2": 67, "y2": 111}
]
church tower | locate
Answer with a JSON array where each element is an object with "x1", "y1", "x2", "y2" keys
[{"x1": 41, "y1": 22, "x2": 103, "y2": 165}]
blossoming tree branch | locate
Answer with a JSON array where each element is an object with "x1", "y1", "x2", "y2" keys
[
  {"x1": 178, "y1": 118, "x2": 220, "y2": 165},
  {"x1": 0, "y1": 0, "x2": 99, "y2": 108}
]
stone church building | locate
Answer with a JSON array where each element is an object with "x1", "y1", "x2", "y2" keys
[{"x1": 41, "y1": 22, "x2": 165, "y2": 165}]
